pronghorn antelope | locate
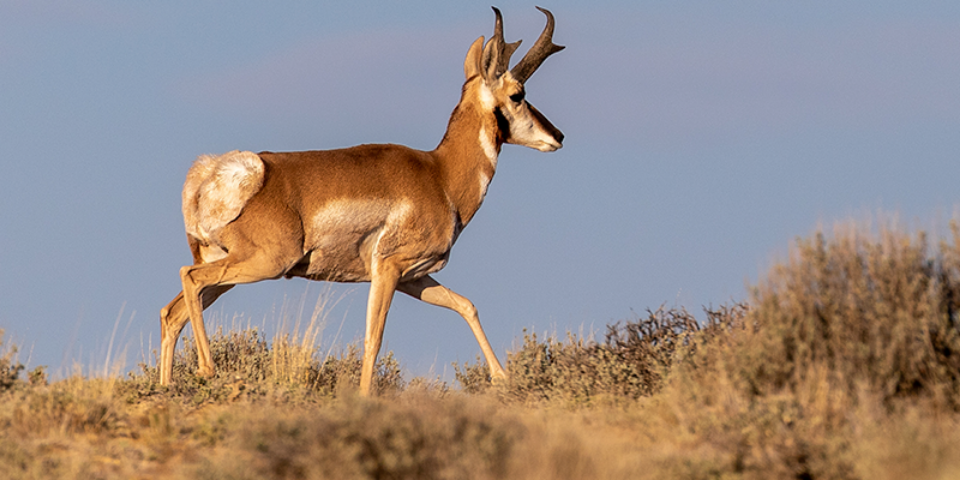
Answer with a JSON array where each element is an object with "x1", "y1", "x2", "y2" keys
[{"x1": 159, "y1": 7, "x2": 565, "y2": 396}]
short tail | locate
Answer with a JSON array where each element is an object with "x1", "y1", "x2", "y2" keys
[{"x1": 182, "y1": 150, "x2": 265, "y2": 246}]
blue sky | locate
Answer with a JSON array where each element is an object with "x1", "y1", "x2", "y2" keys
[{"x1": 2, "y1": 1, "x2": 958, "y2": 379}]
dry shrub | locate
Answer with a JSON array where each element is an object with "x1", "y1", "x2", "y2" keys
[
  {"x1": 133, "y1": 326, "x2": 404, "y2": 402},
  {"x1": 7, "y1": 215, "x2": 960, "y2": 479},
  {"x1": 453, "y1": 355, "x2": 491, "y2": 394},
  {"x1": 712, "y1": 220, "x2": 960, "y2": 406},
  {"x1": 4, "y1": 376, "x2": 124, "y2": 437},
  {"x1": 850, "y1": 396, "x2": 960, "y2": 480},
  {"x1": 487, "y1": 219, "x2": 960, "y2": 409},
  {"x1": 184, "y1": 394, "x2": 523, "y2": 480},
  {"x1": 0, "y1": 374, "x2": 145, "y2": 480},
  {"x1": 476, "y1": 307, "x2": 700, "y2": 404},
  {"x1": 469, "y1": 218, "x2": 960, "y2": 478},
  {"x1": 483, "y1": 219, "x2": 960, "y2": 411},
  {"x1": 0, "y1": 330, "x2": 25, "y2": 393},
  {"x1": 641, "y1": 219, "x2": 960, "y2": 478}
]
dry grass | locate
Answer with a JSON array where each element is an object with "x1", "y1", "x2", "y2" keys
[{"x1": 4, "y1": 217, "x2": 960, "y2": 479}]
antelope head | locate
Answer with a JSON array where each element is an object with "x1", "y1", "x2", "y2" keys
[{"x1": 464, "y1": 7, "x2": 565, "y2": 152}]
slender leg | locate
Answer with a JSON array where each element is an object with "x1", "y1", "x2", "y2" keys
[
  {"x1": 180, "y1": 265, "x2": 220, "y2": 378},
  {"x1": 397, "y1": 275, "x2": 507, "y2": 380},
  {"x1": 359, "y1": 263, "x2": 401, "y2": 396},
  {"x1": 179, "y1": 253, "x2": 289, "y2": 382},
  {"x1": 159, "y1": 285, "x2": 233, "y2": 385}
]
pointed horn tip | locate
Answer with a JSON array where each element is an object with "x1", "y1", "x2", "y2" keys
[
  {"x1": 535, "y1": 6, "x2": 563, "y2": 52},
  {"x1": 491, "y1": 6, "x2": 504, "y2": 35},
  {"x1": 535, "y1": 6, "x2": 555, "y2": 18}
]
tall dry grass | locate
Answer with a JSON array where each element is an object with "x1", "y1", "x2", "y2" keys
[{"x1": 2, "y1": 217, "x2": 960, "y2": 479}]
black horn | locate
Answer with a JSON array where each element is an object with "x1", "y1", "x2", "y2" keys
[
  {"x1": 487, "y1": 7, "x2": 522, "y2": 80},
  {"x1": 509, "y1": 7, "x2": 564, "y2": 83}
]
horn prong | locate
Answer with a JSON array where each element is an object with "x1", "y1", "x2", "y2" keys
[{"x1": 509, "y1": 7, "x2": 564, "y2": 83}]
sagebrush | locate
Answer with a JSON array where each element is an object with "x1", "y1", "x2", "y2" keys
[{"x1": 3, "y1": 218, "x2": 960, "y2": 479}]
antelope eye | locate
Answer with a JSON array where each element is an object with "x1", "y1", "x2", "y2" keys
[{"x1": 509, "y1": 91, "x2": 525, "y2": 103}]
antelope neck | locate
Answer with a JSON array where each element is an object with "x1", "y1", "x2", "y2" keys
[{"x1": 432, "y1": 89, "x2": 502, "y2": 226}]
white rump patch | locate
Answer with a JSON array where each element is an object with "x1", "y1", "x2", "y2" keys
[{"x1": 182, "y1": 150, "x2": 265, "y2": 246}]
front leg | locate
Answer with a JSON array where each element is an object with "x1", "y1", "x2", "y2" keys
[
  {"x1": 359, "y1": 262, "x2": 402, "y2": 396},
  {"x1": 398, "y1": 275, "x2": 507, "y2": 381}
]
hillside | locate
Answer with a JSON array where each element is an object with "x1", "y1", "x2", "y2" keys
[{"x1": 2, "y1": 218, "x2": 960, "y2": 479}]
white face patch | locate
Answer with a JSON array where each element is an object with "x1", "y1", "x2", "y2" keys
[{"x1": 507, "y1": 106, "x2": 561, "y2": 152}]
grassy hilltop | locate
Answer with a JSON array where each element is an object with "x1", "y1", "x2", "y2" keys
[{"x1": 3, "y1": 218, "x2": 960, "y2": 479}]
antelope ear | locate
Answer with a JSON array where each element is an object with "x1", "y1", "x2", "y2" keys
[
  {"x1": 464, "y1": 36, "x2": 484, "y2": 80},
  {"x1": 480, "y1": 35, "x2": 502, "y2": 83}
]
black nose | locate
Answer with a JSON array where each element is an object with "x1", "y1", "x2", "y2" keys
[{"x1": 554, "y1": 130, "x2": 565, "y2": 144}]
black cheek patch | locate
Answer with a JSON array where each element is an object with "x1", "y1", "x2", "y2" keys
[{"x1": 493, "y1": 107, "x2": 510, "y2": 139}]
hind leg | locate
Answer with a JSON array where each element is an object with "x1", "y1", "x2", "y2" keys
[
  {"x1": 398, "y1": 275, "x2": 506, "y2": 381},
  {"x1": 159, "y1": 285, "x2": 233, "y2": 385},
  {"x1": 179, "y1": 247, "x2": 297, "y2": 381}
]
